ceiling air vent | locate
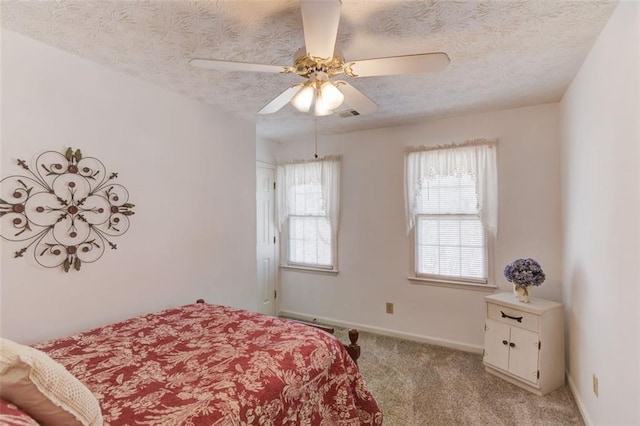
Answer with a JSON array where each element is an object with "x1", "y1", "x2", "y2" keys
[{"x1": 339, "y1": 110, "x2": 360, "y2": 118}]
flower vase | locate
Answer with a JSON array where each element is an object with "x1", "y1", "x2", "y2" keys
[{"x1": 513, "y1": 284, "x2": 530, "y2": 303}]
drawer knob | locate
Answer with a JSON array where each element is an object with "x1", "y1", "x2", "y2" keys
[
  {"x1": 501, "y1": 311, "x2": 523, "y2": 323},
  {"x1": 509, "y1": 342, "x2": 516, "y2": 348},
  {"x1": 502, "y1": 340, "x2": 508, "y2": 345}
]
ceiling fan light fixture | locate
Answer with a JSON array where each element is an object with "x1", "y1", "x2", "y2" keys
[
  {"x1": 319, "y1": 81, "x2": 344, "y2": 110},
  {"x1": 314, "y1": 95, "x2": 333, "y2": 116},
  {"x1": 291, "y1": 83, "x2": 315, "y2": 112}
]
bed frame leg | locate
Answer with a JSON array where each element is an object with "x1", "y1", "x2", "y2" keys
[{"x1": 345, "y1": 329, "x2": 361, "y2": 365}]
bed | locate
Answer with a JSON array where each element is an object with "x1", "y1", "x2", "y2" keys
[{"x1": 0, "y1": 301, "x2": 382, "y2": 425}]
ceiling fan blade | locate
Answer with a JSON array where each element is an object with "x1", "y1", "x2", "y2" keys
[
  {"x1": 301, "y1": 0, "x2": 342, "y2": 59},
  {"x1": 189, "y1": 58, "x2": 292, "y2": 74},
  {"x1": 259, "y1": 84, "x2": 304, "y2": 114},
  {"x1": 335, "y1": 81, "x2": 378, "y2": 115},
  {"x1": 346, "y1": 52, "x2": 450, "y2": 77}
]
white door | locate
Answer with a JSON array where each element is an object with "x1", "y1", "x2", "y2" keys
[{"x1": 256, "y1": 163, "x2": 277, "y2": 316}]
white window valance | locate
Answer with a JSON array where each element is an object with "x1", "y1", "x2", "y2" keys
[
  {"x1": 404, "y1": 139, "x2": 498, "y2": 236},
  {"x1": 276, "y1": 156, "x2": 341, "y2": 233}
]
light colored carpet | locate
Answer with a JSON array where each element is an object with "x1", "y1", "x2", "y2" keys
[{"x1": 335, "y1": 329, "x2": 584, "y2": 426}]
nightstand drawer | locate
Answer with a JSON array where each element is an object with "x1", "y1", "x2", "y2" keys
[{"x1": 487, "y1": 302, "x2": 539, "y2": 332}]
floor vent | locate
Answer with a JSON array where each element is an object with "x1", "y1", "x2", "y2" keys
[{"x1": 339, "y1": 109, "x2": 360, "y2": 118}]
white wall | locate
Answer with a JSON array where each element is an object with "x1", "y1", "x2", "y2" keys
[
  {"x1": 0, "y1": 30, "x2": 258, "y2": 344},
  {"x1": 275, "y1": 103, "x2": 562, "y2": 351},
  {"x1": 256, "y1": 136, "x2": 279, "y2": 164},
  {"x1": 560, "y1": 2, "x2": 640, "y2": 424}
]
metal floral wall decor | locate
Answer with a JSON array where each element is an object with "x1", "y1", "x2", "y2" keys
[{"x1": 0, "y1": 148, "x2": 135, "y2": 272}]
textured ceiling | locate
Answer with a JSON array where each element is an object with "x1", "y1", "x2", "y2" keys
[{"x1": 1, "y1": 0, "x2": 618, "y2": 142}]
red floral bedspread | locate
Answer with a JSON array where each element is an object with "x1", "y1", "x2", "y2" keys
[{"x1": 31, "y1": 303, "x2": 383, "y2": 425}]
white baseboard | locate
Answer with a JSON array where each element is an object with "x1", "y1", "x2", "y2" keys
[
  {"x1": 566, "y1": 370, "x2": 592, "y2": 426},
  {"x1": 279, "y1": 309, "x2": 484, "y2": 354}
]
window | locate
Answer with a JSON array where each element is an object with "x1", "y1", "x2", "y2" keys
[
  {"x1": 287, "y1": 178, "x2": 332, "y2": 267},
  {"x1": 405, "y1": 140, "x2": 498, "y2": 287},
  {"x1": 276, "y1": 157, "x2": 340, "y2": 271}
]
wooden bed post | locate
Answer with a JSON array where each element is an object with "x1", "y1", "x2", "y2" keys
[{"x1": 345, "y1": 329, "x2": 361, "y2": 365}]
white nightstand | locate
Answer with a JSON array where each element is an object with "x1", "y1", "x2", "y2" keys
[{"x1": 483, "y1": 292, "x2": 565, "y2": 395}]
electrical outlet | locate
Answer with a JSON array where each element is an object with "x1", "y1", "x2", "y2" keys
[
  {"x1": 385, "y1": 302, "x2": 394, "y2": 314},
  {"x1": 592, "y1": 374, "x2": 599, "y2": 397}
]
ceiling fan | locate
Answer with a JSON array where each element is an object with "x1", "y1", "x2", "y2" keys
[{"x1": 189, "y1": 0, "x2": 450, "y2": 117}]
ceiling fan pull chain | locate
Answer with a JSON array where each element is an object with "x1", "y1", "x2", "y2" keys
[{"x1": 314, "y1": 117, "x2": 319, "y2": 159}]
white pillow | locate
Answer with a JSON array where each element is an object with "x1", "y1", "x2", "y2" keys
[{"x1": 0, "y1": 337, "x2": 103, "y2": 426}]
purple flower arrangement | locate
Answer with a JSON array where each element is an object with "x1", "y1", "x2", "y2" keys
[{"x1": 503, "y1": 258, "x2": 546, "y2": 287}]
